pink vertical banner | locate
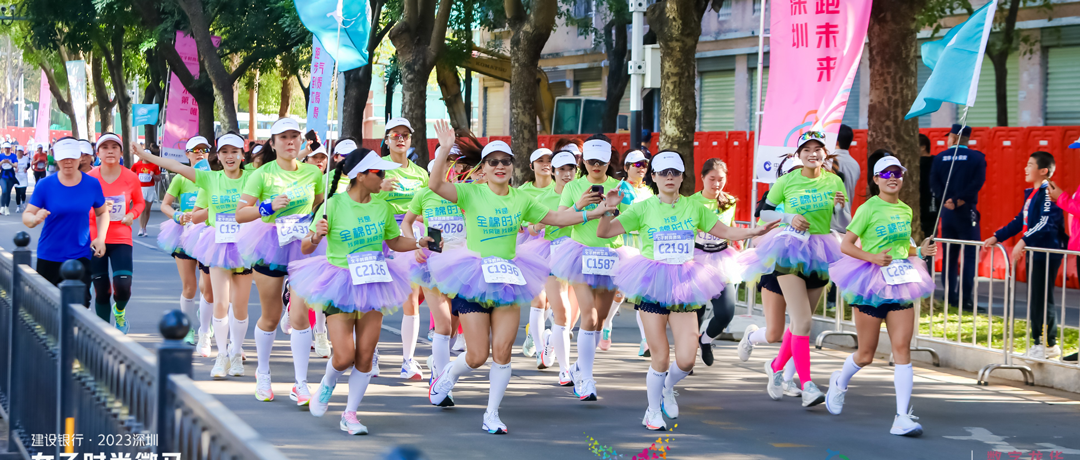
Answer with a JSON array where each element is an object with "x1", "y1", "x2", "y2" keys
[
  {"x1": 754, "y1": 0, "x2": 872, "y2": 183},
  {"x1": 161, "y1": 31, "x2": 220, "y2": 163},
  {"x1": 35, "y1": 70, "x2": 51, "y2": 147}
]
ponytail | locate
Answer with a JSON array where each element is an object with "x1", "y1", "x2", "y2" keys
[{"x1": 327, "y1": 147, "x2": 375, "y2": 200}]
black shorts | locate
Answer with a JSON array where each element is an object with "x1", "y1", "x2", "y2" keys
[
  {"x1": 89, "y1": 244, "x2": 134, "y2": 278},
  {"x1": 852, "y1": 303, "x2": 912, "y2": 319},
  {"x1": 199, "y1": 262, "x2": 209, "y2": 274},
  {"x1": 635, "y1": 301, "x2": 702, "y2": 315},
  {"x1": 451, "y1": 296, "x2": 492, "y2": 316},
  {"x1": 253, "y1": 264, "x2": 289, "y2": 278},
  {"x1": 171, "y1": 251, "x2": 196, "y2": 261},
  {"x1": 758, "y1": 272, "x2": 829, "y2": 295}
]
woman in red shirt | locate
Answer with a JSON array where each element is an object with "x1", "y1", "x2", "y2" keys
[
  {"x1": 89, "y1": 133, "x2": 145, "y2": 332},
  {"x1": 31, "y1": 144, "x2": 48, "y2": 183},
  {"x1": 132, "y1": 158, "x2": 161, "y2": 237}
]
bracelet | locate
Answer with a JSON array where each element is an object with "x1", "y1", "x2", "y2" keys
[
  {"x1": 173, "y1": 212, "x2": 182, "y2": 224},
  {"x1": 415, "y1": 239, "x2": 423, "y2": 249},
  {"x1": 916, "y1": 246, "x2": 923, "y2": 259},
  {"x1": 582, "y1": 210, "x2": 588, "y2": 223},
  {"x1": 572, "y1": 204, "x2": 581, "y2": 212},
  {"x1": 258, "y1": 200, "x2": 276, "y2": 217}
]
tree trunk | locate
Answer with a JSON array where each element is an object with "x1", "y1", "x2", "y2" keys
[
  {"x1": 249, "y1": 69, "x2": 258, "y2": 141},
  {"x1": 386, "y1": 79, "x2": 396, "y2": 122},
  {"x1": 175, "y1": 0, "x2": 239, "y2": 132},
  {"x1": 868, "y1": 0, "x2": 926, "y2": 240},
  {"x1": 278, "y1": 67, "x2": 292, "y2": 118},
  {"x1": 436, "y1": 61, "x2": 469, "y2": 132},
  {"x1": 39, "y1": 61, "x2": 78, "y2": 139},
  {"x1": 506, "y1": 0, "x2": 558, "y2": 184},
  {"x1": 601, "y1": 19, "x2": 630, "y2": 134},
  {"x1": 398, "y1": 59, "x2": 429, "y2": 162},
  {"x1": 91, "y1": 55, "x2": 116, "y2": 134},
  {"x1": 102, "y1": 26, "x2": 133, "y2": 165},
  {"x1": 989, "y1": 52, "x2": 1008, "y2": 127},
  {"x1": 342, "y1": 67, "x2": 372, "y2": 139},
  {"x1": 194, "y1": 88, "x2": 216, "y2": 141}
]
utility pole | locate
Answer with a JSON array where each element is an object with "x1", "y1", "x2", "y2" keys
[{"x1": 628, "y1": 0, "x2": 646, "y2": 150}]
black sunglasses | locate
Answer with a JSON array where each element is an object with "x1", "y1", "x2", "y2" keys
[
  {"x1": 585, "y1": 159, "x2": 607, "y2": 167},
  {"x1": 484, "y1": 158, "x2": 513, "y2": 167},
  {"x1": 653, "y1": 168, "x2": 682, "y2": 178}
]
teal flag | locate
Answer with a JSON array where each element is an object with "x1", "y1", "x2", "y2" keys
[
  {"x1": 133, "y1": 104, "x2": 159, "y2": 125},
  {"x1": 293, "y1": 0, "x2": 371, "y2": 72}
]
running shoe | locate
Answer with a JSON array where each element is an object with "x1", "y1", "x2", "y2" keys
[
  {"x1": 371, "y1": 347, "x2": 380, "y2": 377},
  {"x1": 801, "y1": 381, "x2": 825, "y2": 408},
  {"x1": 255, "y1": 373, "x2": 274, "y2": 401},
  {"x1": 699, "y1": 335, "x2": 714, "y2": 366},
  {"x1": 425, "y1": 355, "x2": 438, "y2": 384},
  {"x1": 1046, "y1": 345, "x2": 1062, "y2": 359},
  {"x1": 428, "y1": 368, "x2": 455, "y2": 407},
  {"x1": 138, "y1": 229, "x2": 147, "y2": 237},
  {"x1": 314, "y1": 332, "x2": 331, "y2": 358},
  {"x1": 578, "y1": 378, "x2": 598, "y2": 401},
  {"x1": 538, "y1": 329, "x2": 554, "y2": 369},
  {"x1": 782, "y1": 377, "x2": 802, "y2": 397},
  {"x1": 522, "y1": 324, "x2": 536, "y2": 358},
  {"x1": 558, "y1": 370, "x2": 574, "y2": 386},
  {"x1": 1025, "y1": 344, "x2": 1046, "y2": 359},
  {"x1": 196, "y1": 334, "x2": 212, "y2": 358},
  {"x1": 638, "y1": 339, "x2": 650, "y2": 358},
  {"x1": 642, "y1": 408, "x2": 666, "y2": 431},
  {"x1": 738, "y1": 324, "x2": 757, "y2": 362},
  {"x1": 765, "y1": 360, "x2": 784, "y2": 401},
  {"x1": 228, "y1": 341, "x2": 247, "y2": 361},
  {"x1": 183, "y1": 329, "x2": 196, "y2": 346},
  {"x1": 401, "y1": 359, "x2": 423, "y2": 380},
  {"x1": 210, "y1": 354, "x2": 229, "y2": 379},
  {"x1": 825, "y1": 371, "x2": 845, "y2": 415},
  {"x1": 279, "y1": 307, "x2": 292, "y2": 335},
  {"x1": 482, "y1": 410, "x2": 508, "y2": 435},
  {"x1": 310, "y1": 380, "x2": 335, "y2": 417},
  {"x1": 452, "y1": 335, "x2": 466, "y2": 352},
  {"x1": 112, "y1": 304, "x2": 129, "y2": 334},
  {"x1": 569, "y1": 364, "x2": 583, "y2": 397},
  {"x1": 228, "y1": 354, "x2": 244, "y2": 377},
  {"x1": 598, "y1": 327, "x2": 612, "y2": 351},
  {"x1": 661, "y1": 387, "x2": 679, "y2": 419},
  {"x1": 427, "y1": 328, "x2": 435, "y2": 341},
  {"x1": 340, "y1": 411, "x2": 368, "y2": 435},
  {"x1": 290, "y1": 381, "x2": 311, "y2": 407},
  {"x1": 890, "y1": 408, "x2": 923, "y2": 437}
]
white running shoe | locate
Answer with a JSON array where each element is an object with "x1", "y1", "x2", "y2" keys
[
  {"x1": 522, "y1": 323, "x2": 536, "y2": 358},
  {"x1": 255, "y1": 373, "x2": 274, "y2": 402},
  {"x1": 1046, "y1": 345, "x2": 1062, "y2": 359},
  {"x1": 310, "y1": 380, "x2": 334, "y2": 417},
  {"x1": 196, "y1": 334, "x2": 212, "y2": 358},
  {"x1": 452, "y1": 334, "x2": 466, "y2": 352},
  {"x1": 210, "y1": 354, "x2": 229, "y2": 379},
  {"x1": 801, "y1": 381, "x2": 825, "y2": 407},
  {"x1": 290, "y1": 381, "x2": 311, "y2": 407},
  {"x1": 825, "y1": 371, "x2": 846, "y2": 415},
  {"x1": 661, "y1": 387, "x2": 679, "y2": 419},
  {"x1": 558, "y1": 370, "x2": 574, "y2": 386},
  {"x1": 228, "y1": 354, "x2": 244, "y2": 377},
  {"x1": 738, "y1": 325, "x2": 757, "y2": 362},
  {"x1": 782, "y1": 377, "x2": 802, "y2": 397},
  {"x1": 482, "y1": 410, "x2": 508, "y2": 434},
  {"x1": 578, "y1": 378, "x2": 598, "y2": 401},
  {"x1": 890, "y1": 408, "x2": 923, "y2": 437},
  {"x1": 279, "y1": 308, "x2": 292, "y2": 335},
  {"x1": 538, "y1": 329, "x2": 554, "y2": 369},
  {"x1": 313, "y1": 332, "x2": 331, "y2": 358},
  {"x1": 425, "y1": 355, "x2": 438, "y2": 383},
  {"x1": 569, "y1": 364, "x2": 584, "y2": 397},
  {"x1": 428, "y1": 368, "x2": 456, "y2": 407},
  {"x1": 340, "y1": 411, "x2": 368, "y2": 435},
  {"x1": 642, "y1": 407, "x2": 666, "y2": 431},
  {"x1": 427, "y1": 328, "x2": 435, "y2": 341},
  {"x1": 1025, "y1": 344, "x2": 1047, "y2": 360},
  {"x1": 400, "y1": 359, "x2": 423, "y2": 380},
  {"x1": 765, "y1": 361, "x2": 784, "y2": 400},
  {"x1": 371, "y1": 347, "x2": 380, "y2": 377}
]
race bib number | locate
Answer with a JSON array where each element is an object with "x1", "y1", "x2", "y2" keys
[
  {"x1": 551, "y1": 236, "x2": 568, "y2": 251},
  {"x1": 276, "y1": 214, "x2": 312, "y2": 246},
  {"x1": 105, "y1": 195, "x2": 126, "y2": 221},
  {"x1": 48, "y1": 165, "x2": 57, "y2": 172},
  {"x1": 783, "y1": 225, "x2": 810, "y2": 242},
  {"x1": 36, "y1": 162, "x2": 45, "y2": 169},
  {"x1": 347, "y1": 252, "x2": 392, "y2": 285},
  {"x1": 138, "y1": 173, "x2": 152, "y2": 183},
  {"x1": 654, "y1": 230, "x2": 694, "y2": 264},
  {"x1": 581, "y1": 247, "x2": 618, "y2": 276},
  {"x1": 1, "y1": 163, "x2": 11, "y2": 170},
  {"x1": 215, "y1": 213, "x2": 240, "y2": 244},
  {"x1": 882, "y1": 259, "x2": 921, "y2": 286},
  {"x1": 428, "y1": 216, "x2": 465, "y2": 241},
  {"x1": 482, "y1": 256, "x2": 526, "y2": 285}
]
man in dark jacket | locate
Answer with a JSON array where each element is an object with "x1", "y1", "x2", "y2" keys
[{"x1": 931, "y1": 124, "x2": 985, "y2": 311}]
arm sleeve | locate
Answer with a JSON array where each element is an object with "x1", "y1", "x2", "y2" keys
[
  {"x1": 1056, "y1": 188, "x2": 1080, "y2": 215},
  {"x1": 522, "y1": 195, "x2": 550, "y2": 224},
  {"x1": 846, "y1": 204, "x2": 870, "y2": 237},
  {"x1": 407, "y1": 190, "x2": 424, "y2": 216},
  {"x1": 559, "y1": 182, "x2": 577, "y2": 209},
  {"x1": 765, "y1": 175, "x2": 786, "y2": 206},
  {"x1": 194, "y1": 170, "x2": 211, "y2": 191},
  {"x1": 241, "y1": 169, "x2": 263, "y2": 199},
  {"x1": 91, "y1": 180, "x2": 106, "y2": 208},
  {"x1": 309, "y1": 203, "x2": 327, "y2": 232},
  {"x1": 165, "y1": 174, "x2": 181, "y2": 198},
  {"x1": 1022, "y1": 190, "x2": 1061, "y2": 243},
  {"x1": 993, "y1": 197, "x2": 1025, "y2": 242},
  {"x1": 697, "y1": 204, "x2": 719, "y2": 232},
  {"x1": 383, "y1": 207, "x2": 402, "y2": 240},
  {"x1": 614, "y1": 202, "x2": 644, "y2": 233}
]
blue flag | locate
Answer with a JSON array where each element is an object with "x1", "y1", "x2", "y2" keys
[
  {"x1": 905, "y1": 0, "x2": 998, "y2": 119},
  {"x1": 293, "y1": 0, "x2": 371, "y2": 72},
  {"x1": 133, "y1": 104, "x2": 159, "y2": 126}
]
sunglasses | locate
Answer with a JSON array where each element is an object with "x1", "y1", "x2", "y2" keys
[
  {"x1": 365, "y1": 169, "x2": 386, "y2": 178},
  {"x1": 388, "y1": 133, "x2": 411, "y2": 142},
  {"x1": 877, "y1": 170, "x2": 904, "y2": 180},
  {"x1": 188, "y1": 147, "x2": 209, "y2": 154},
  {"x1": 628, "y1": 161, "x2": 649, "y2": 169},
  {"x1": 653, "y1": 169, "x2": 682, "y2": 178},
  {"x1": 585, "y1": 159, "x2": 607, "y2": 167},
  {"x1": 484, "y1": 158, "x2": 513, "y2": 167}
]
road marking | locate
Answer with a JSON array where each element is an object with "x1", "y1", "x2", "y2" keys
[
  {"x1": 133, "y1": 239, "x2": 161, "y2": 252},
  {"x1": 381, "y1": 323, "x2": 432, "y2": 345}
]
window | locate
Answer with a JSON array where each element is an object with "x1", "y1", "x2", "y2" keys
[
  {"x1": 573, "y1": 0, "x2": 593, "y2": 19},
  {"x1": 717, "y1": 1, "x2": 732, "y2": 20},
  {"x1": 754, "y1": 0, "x2": 762, "y2": 16}
]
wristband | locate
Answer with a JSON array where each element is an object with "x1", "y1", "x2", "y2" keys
[
  {"x1": 917, "y1": 246, "x2": 923, "y2": 259},
  {"x1": 258, "y1": 200, "x2": 276, "y2": 217},
  {"x1": 582, "y1": 210, "x2": 588, "y2": 223},
  {"x1": 572, "y1": 203, "x2": 580, "y2": 212},
  {"x1": 173, "y1": 212, "x2": 183, "y2": 224}
]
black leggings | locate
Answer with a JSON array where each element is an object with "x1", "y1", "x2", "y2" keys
[
  {"x1": 697, "y1": 283, "x2": 737, "y2": 340},
  {"x1": 89, "y1": 244, "x2": 134, "y2": 322},
  {"x1": 14, "y1": 187, "x2": 26, "y2": 206},
  {"x1": 36, "y1": 257, "x2": 92, "y2": 307}
]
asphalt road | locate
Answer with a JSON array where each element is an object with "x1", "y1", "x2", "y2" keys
[{"x1": 2, "y1": 201, "x2": 1078, "y2": 460}]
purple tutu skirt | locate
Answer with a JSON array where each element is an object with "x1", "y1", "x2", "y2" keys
[
  {"x1": 549, "y1": 239, "x2": 631, "y2": 290},
  {"x1": 157, "y1": 220, "x2": 185, "y2": 254},
  {"x1": 694, "y1": 247, "x2": 743, "y2": 285},
  {"x1": 516, "y1": 229, "x2": 543, "y2": 246},
  {"x1": 191, "y1": 226, "x2": 248, "y2": 271},
  {"x1": 519, "y1": 236, "x2": 555, "y2": 263},
  {"x1": 287, "y1": 254, "x2": 410, "y2": 316},
  {"x1": 427, "y1": 247, "x2": 547, "y2": 308},
  {"x1": 614, "y1": 255, "x2": 726, "y2": 312},
  {"x1": 180, "y1": 225, "x2": 209, "y2": 256},
  {"x1": 736, "y1": 228, "x2": 841, "y2": 282},
  {"x1": 829, "y1": 256, "x2": 935, "y2": 307},
  {"x1": 387, "y1": 248, "x2": 418, "y2": 287},
  {"x1": 236, "y1": 220, "x2": 306, "y2": 272},
  {"x1": 409, "y1": 248, "x2": 433, "y2": 289}
]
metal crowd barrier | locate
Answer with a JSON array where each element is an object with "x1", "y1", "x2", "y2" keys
[{"x1": 0, "y1": 233, "x2": 287, "y2": 460}]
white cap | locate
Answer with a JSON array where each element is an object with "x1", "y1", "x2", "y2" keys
[
  {"x1": 651, "y1": 151, "x2": 685, "y2": 173},
  {"x1": 270, "y1": 117, "x2": 301, "y2": 135},
  {"x1": 559, "y1": 143, "x2": 581, "y2": 156},
  {"x1": 530, "y1": 148, "x2": 553, "y2": 163},
  {"x1": 781, "y1": 157, "x2": 804, "y2": 175},
  {"x1": 347, "y1": 151, "x2": 401, "y2": 179},
  {"x1": 384, "y1": 117, "x2": 413, "y2": 133},
  {"x1": 873, "y1": 156, "x2": 907, "y2": 176},
  {"x1": 303, "y1": 145, "x2": 328, "y2": 161},
  {"x1": 333, "y1": 139, "x2": 358, "y2": 156},
  {"x1": 481, "y1": 140, "x2": 512, "y2": 160},
  {"x1": 251, "y1": 144, "x2": 263, "y2": 155},
  {"x1": 623, "y1": 150, "x2": 647, "y2": 164},
  {"x1": 79, "y1": 140, "x2": 94, "y2": 156},
  {"x1": 96, "y1": 133, "x2": 122, "y2": 151},
  {"x1": 216, "y1": 133, "x2": 245, "y2": 150},
  {"x1": 54, "y1": 138, "x2": 81, "y2": 161},
  {"x1": 1, "y1": 142, "x2": 9, "y2": 149},
  {"x1": 185, "y1": 136, "x2": 210, "y2": 151},
  {"x1": 15, "y1": 145, "x2": 22, "y2": 151},
  {"x1": 551, "y1": 151, "x2": 577, "y2": 169},
  {"x1": 582, "y1": 140, "x2": 612, "y2": 163}
]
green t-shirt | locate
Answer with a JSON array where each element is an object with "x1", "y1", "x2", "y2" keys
[
  {"x1": 536, "y1": 186, "x2": 572, "y2": 242},
  {"x1": 195, "y1": 170, "x2": 249, "y2": 227},
  {"x1": 765, "y1": 171, "x2": 844, "y2": 235},
  {"x1": 312, "y1": 194, "x2": 400, "y2": 269},
  {"x1": 243, "y1": 163, "x2": 256, "y2": 171},
  {"x1": 407, "y1": 188, "x2": 463, "y2": 220},
  {"x1": 454, "y1": 182, "x2": 550, "y2": 260},
  {"x1": 519, "y1": 180, "x2": 553, "y2": 199},
  {"x1": 691, "y1": 191, "x2": 736, "y2": 245},
  {"x1": 241, "y1": 160, "x2": 326, "y2": 223},
  {"x1": 373, "y1": 157, "x2": 428, "y2": 216},
  {"x1": 631, "y1": 183, "x2": 654, "y2": 204},
  {"x1": 616, "y1": 195, "x2": 719, "y2": 260},
  {"x1": 559, "y1": 176, "x2": 625, "y2": 248},
  {"x1": 166, "y1": 175, "x2": 200, "y2": 213},
  {"x1": 847, "y1": 196, "x2": 913, "y2": 260}
]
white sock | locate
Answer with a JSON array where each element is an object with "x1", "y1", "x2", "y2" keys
[
  {"x1": 783, "y1": 358, "x2": 797, "y2": 382},
  {"x1": 602, "y1": 300, "x2": 620, "y2": 330},
  {"x1": 255, "y1": 327, "x2": 275, "y2": 376},
  {"x1": 593, "y1": 328, "x2": 602, "y2": 348},
  {"x1": 431, "y1": 333, "x2": 451, "y2": 377},
  {"x1": 229, "y1": 317, "x2": 248, "y2": 357},
  {"x1": 401, "y1": 315, "x2": 419, "y2": 362},
  {"x1": 323, "y1": 359, "x2": 346, "y2": 387},
  {"x1": 486, "y1": 362, "x2": 512, "y2": 413},
  {"x1": 894, "y1": 363, "x2": 913, "y2": 416},
  {"x1": 647, "y1": 367, "x2": 668, "y2": 412},
  {"x1": 552, "y1": 324, "x2": 571, "y2": 372},
  {"x1": 291, "y1": 327, "x2": 313, "y2": 385},
  {"x1": 665, "y1": 365, "x2": 690, "y2": 391},
  {"x1": 345, "y1": 367, "x2": 374, "y2": 413},
  {"x1": 575, "y1": 331, "x2": 598, "y2": 380},
  {"x1": 445, "y1": 354, "x2": 478, "y2": 387},
  {"x1": 198, "y1": 295, "x2": 213, "y2": 335},
  {"x1": 700, "y1": 332, "x2": 712, "y2": 345},
  {"x1": 179, "y1": 296, "x2": 197, "y2": 325},
  {"x1": 528, "y1": 307, "x2": 545, "y2": 346},
  {"x1": 229, "y1": 303, "x2": 236, "y2": 322},
  {"x1": 748, "y1": 327, "x2": 769, "y2": 345},
  {"x1": 314, "y1": 308, "x2": 327, "y2": 334},
  {"x1": 636, "y1": 310, "x2": 646, "y2": 341},
  {"x1": 837, "y1": 355, "x2": 861, "y2": 390},
  {"x1": 212, "y1": 317, "x2": 229, "y2": 356}
]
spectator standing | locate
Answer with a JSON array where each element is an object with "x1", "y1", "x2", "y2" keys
[
  {"x1": 830, "y1": 125, "x2": 860, "y2": 234},
  {"x1": 931, "y1": 124, "x2": 986, "y2": 312},
  {"x1": 132, "y1": 156, "x2": 161, "y2": 237}
]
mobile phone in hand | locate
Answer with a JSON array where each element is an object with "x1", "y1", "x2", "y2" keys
[
  {"x1": 590, "y1": 185, "x2": 604, "y2": 195},
  {"x1": 428, "y1": 227, "x2": 443, "y2": 253}
]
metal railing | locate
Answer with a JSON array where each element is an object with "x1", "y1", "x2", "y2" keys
[{"x1": 0, "y1": 233, "x2": 287, "y2": 460}]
